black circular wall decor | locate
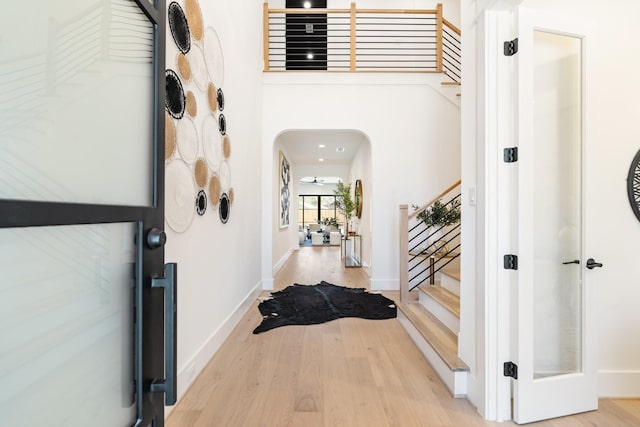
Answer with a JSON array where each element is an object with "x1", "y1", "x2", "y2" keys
[
  {"x1": 165, "y1": 69, "x2": 185, "y2": 119},
  {"x1": 196, "y1": 190, "x2": 207, "y2": 216},
  {"x1": 168, "y1": 2, "x2": 191, "y2": 54},
  {"x1": 627, "y1": 149, "x2": 640, "y2": 222},
  {"x1": 218, "y1": 113, "x2": 226, "y2": 135},
  {"x1": 219, "y1": 193, "x2": 230, "y2": 224},
  {"x1": 217, "y1": 88, "x2": 225, "y2": 111}
]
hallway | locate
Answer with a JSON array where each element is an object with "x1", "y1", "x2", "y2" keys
[{"x1": 166, "y1": 247, "x2": 640, "y2": 426}]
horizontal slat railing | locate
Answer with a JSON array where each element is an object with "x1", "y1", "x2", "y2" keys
[
  {"x1": 400, "y1": 180, "x2": 461, "y2": 303},
  {"x1": 442, "y1": 19, "x2": 461, "y2": 82},
  {"x1": 263, "y1": 2, "x2": 460, "y2": 74}
]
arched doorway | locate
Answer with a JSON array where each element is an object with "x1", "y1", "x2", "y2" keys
[{"x1": 263, "y1": 129, "x2": 372, "y2": 289}]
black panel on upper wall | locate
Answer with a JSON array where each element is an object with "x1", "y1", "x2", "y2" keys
[{"x1": 286, "y1": 0, "x2": 328, "y2": 70}]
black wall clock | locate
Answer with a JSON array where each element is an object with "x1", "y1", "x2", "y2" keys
[{"x1": 627, "y1": 149, "x2": 640, "y2": 222}]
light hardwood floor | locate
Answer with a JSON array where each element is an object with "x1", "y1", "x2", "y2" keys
[{"x1": 167, "y1": 246, "x2": 640, "y2": 427}]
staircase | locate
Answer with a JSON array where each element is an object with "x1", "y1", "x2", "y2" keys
[
  {"x1": 397, "y1": 270, "x2": 468, "y2": 397},
  {"x1": 397, "y1": 180, "x2": 468, "y2": 397}
]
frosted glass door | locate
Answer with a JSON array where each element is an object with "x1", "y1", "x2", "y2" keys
[
  {"x1": 512, "y1": 7, "x2": 596, "y2": 424},
  {"x1": 0, "y1": 0, "x2": 168, "y2": 425},
  {"x1": 0, "y1": 223, "x2": 137, "y2": 426},
  {"x1": 0, "y1": 0, "x2": 155, "y2": 206}
]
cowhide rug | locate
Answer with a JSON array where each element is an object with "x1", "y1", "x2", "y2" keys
[{"x1": 253, "y1": 281, "x2": 397, "y2": 334}]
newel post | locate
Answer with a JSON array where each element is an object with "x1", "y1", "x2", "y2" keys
[
  {"x1": 399, "y1": 204, "x2": 409, "y2": 304},
  {"x1": 435, "y1": 3, "x2": 443, "y2": 72},
  {"x1": 263, "y1": 2, "x2": 270, "y2": 71}
]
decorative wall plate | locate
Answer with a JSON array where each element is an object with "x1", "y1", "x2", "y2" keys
[
  {"x1": 209, "y1": 173, "x2": 221, "y2": 206},
  {"x1": 165, "y1": 69, "x2": 185, "y2": 119},
  {"x1": 168, "y1": 2, "x2": 191, "y2": 54},
  {"x1": 188, "y1": 43, "x2": 208, "y2": 91},
  {"x1": 176, "y1": 117, "x2": 199, "y2": 164},
  {"x1": 627, "y1": 149, "x2": 640, "y2": 222},
  {"x1": 185, "y1": 91, "x2": 197, "y2": 117},
  {"x1": 185, "y1": 0, "x2": 204, "y2": 42},
  {"x1": 219, "y1": 192, "x2": 230, "y2": 224},
  {"x1": 177, "y1": 53, "x2": 192, "y2": 82},
  {"x1": 219, "y1": 160, "x2": 231, "y2": 191},
  {"x1": 202, "y1": 114, "x2": 222, "y2": 170},
  {"x1": 223, "y1": 135, "x2": 231, "y2": 159},
  {"x1": 218, "y1": 113, "x2": 226, "y2": 135},
  {"x1": 166, "y1": 159, "x2": 196, "y2": 232},
  {"x1": 194, "y1": 157, "x2": 208, "y2": 187},
  {"x1": 203, "y1": 26, "x2": 224, "y2": 87},
  {"x1": 217, "y1": 88, "x2": 225, "y2": 111},
  {"x1": 165, "y1": 112, "x2": 176, "y2": 160},
  {"x1": 196, "y1": 189, "x2": 207, "y2": 216}
]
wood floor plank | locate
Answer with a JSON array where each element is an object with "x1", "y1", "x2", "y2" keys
[{"x1": 166, "y1": 246, "x2": 640, "y2": 427}]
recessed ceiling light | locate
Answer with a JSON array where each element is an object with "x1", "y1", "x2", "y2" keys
[
  {"x1": 318, "y1": 158, "x2": 325, "y2": 162},
  {"x1": 303, "y1": 1, "x2": 311, "y2": 8},
  {"x1": 318, "y1": 144, "x2": 326, "y2": 148},
  {"x1": 307, "y1": 53, "x2": 314, "y2": 60},
  {"x1": 336, "y1": 147, "x2": 345, "y2": 152}
]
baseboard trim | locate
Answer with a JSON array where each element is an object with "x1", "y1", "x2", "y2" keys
[
  {"x1": 598, "y1": 370, "x2": 640, "y2": 397},
  {"x1": 166, "y1": 280, "x2": 263, "y2": 417},
  {"x1": 272, "y1": 249, "x2": 292, "y2": 276},
  {"x1": 370, "y1": 278, "x2": 399, "y2": 291}
]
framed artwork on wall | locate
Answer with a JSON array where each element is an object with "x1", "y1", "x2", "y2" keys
[{"x1": 279, "y1": 151, "x2": 291, "y2": 228}]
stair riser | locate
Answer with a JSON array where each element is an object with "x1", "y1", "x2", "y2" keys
[
  {"x1": 440, "y1": 273, "x2": 460, "y2": 296},
  {"x1": 419, "y1": 292, "x2": 460, "y2": 335},
  {"x1": 397, "y1": 311, "x2": 467, "y2": 398}
]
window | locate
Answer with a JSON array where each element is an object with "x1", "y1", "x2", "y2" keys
[{"x1": 298, "y1": 195, "x2": 345, "y2": 229}]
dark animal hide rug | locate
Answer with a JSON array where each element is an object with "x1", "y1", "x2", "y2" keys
[{"x1": 253, "y1": 281, "x2": 397, "y2": 334}]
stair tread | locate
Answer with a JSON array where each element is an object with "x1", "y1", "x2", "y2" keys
[
  {"x1": 418, "y1": 284, "x2": 460, "y2": 317},
  {"x1": 441, "y1": 81, "x2": 461, "y2": 86},
  {"x1": 397, "y1": 302, "x2": 469, "y2": 372},
  {"x1": 441, "y1": 269, "x2": 460, "y2": 281}
]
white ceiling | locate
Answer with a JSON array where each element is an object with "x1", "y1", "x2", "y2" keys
[{"x1": 277, "y1": 130, "x2": 367, "y2": 165}]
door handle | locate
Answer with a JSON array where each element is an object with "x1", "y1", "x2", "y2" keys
[
  {"x1": 586, "y1": 258, "x2": 603, "y2": 269},
  {"x1": 150, "y1": 263, "x2": 178, "y2": 405},
  {"x1": 562, "y1": 260, "x2": 580, "y2": 265}
]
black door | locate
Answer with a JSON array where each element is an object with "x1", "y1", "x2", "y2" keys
[
  {"x1": 286, "y1": 0, "x2": 328, "y2": 70},
  {"x1": 0, "y1": 0, "x2": 173, "y2": 426}
]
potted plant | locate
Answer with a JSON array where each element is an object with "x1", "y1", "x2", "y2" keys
[
  {"x1": 334, "y1": 181, "x2": 356, "y2": 238},
  {"x1": 414, "y1": 198, "x2": 461, "y2": 254}
]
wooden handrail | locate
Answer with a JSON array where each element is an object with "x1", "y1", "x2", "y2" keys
[
  {"x1": 263, "y1": 2, "x2": 269, "y2": 72},
  {"x1": 268, "y1": 8, "x2": 438, "y2": 14},
  {"x1": 408, "y1": 179, "x2": 462, "y2": 220},
  {"x1": 435, "y1": 3, "x2": 443, "y2": 73},
  {"x1": 443, "y1": 18, "x2": 461, "y2": 36}
]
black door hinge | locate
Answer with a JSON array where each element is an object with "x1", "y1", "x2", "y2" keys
[
  {"x1": 504, "y1": 254, "x2": 518, "y2": 270},
  {"x1": 504, "y1": 38, "x2": 518, "y2": 56},
  {"x1": 504, "y1": 147, "x2": 518, "y2": 163},
  {"x1": 504, "y1": 361, "x2": 518, "y2": 379}
]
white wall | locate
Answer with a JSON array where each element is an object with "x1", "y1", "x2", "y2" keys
[
  {"x1": 262, "y1": 73, "x2": 461, "y2": 290},
  {"x1": 163, "y1": 0, "x2": 264, "y2": 409},
  {"x1": 349, "y1": 142, "x2": 373, "y2": 270}
]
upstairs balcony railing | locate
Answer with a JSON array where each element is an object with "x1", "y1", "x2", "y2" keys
[{"x1": 263, "y1": 2, "x2": 461, "y2": 81}]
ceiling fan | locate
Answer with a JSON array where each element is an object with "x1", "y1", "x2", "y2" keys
[{"x1": 301, "y1": 177, "x2": 324, "y2": 185}]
